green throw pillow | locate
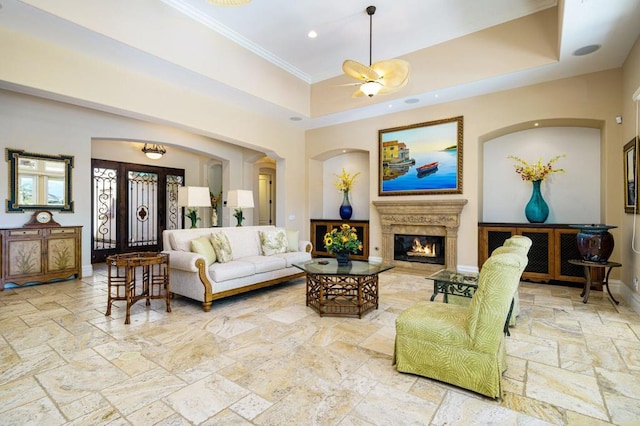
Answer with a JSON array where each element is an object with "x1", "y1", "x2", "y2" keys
[
  {"x1": 210, "y1": 232, "x2": 233, "y2": 263},
  {"x1": 190, "y1": 236, "x2": 217, "y2": 266},
  {"x1": 259, "y1": 229, "x2": 288, "y2": 256},
  {"x1": 286, "y1": 229, "x2": 299, "y2": 252}
]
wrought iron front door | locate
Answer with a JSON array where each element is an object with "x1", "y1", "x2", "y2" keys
[{"x1": 91, "y1": 159, "x2": 184, "y2": 263}]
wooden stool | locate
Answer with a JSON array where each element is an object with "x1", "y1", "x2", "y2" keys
[{"x1": 105, "y1": 252, "x2": 171, "y2": 324}]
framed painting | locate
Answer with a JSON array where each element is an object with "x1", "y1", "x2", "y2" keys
[
  {"x1": 624, "y1": 137, "x2": 638, "y2": 214},
  {"x1": 378, "y1": 116, "x2": 463, "y2": 196}
]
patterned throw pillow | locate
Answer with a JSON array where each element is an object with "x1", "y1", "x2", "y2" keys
[
  {"x1": 190, "y1": 236, "x2": 217, "y2": 266},
  {"x1": 259, "y1": 229, "x2": 288, "y2": 256},
  {"x1": 210, "y1": 232, "x2": 233, "y2": 263}
]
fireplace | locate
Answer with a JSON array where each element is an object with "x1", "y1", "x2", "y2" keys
[
  {"x1": 394, "y1": 234, "x2": 445, "y2": 265},
  {"x1": 372, "y1": 199, "x2": 467, "y2": 273}
]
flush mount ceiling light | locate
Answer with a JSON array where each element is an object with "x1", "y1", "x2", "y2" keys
[
  {"x1": 207, "y1": 0, "x2": 251, "y2": 6},
  {"x1": 342, "y1": 5, "x2": 410, "y2": 98},
  {"x1": 142, "y1": 143, "x2": 166, "y2": 160}
]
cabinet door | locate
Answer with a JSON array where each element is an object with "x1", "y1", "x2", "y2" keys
[
  {"x1": 46, "y1": 236, "x2": 78, "y2": 273},
  {"x1": 310, "y1": 221, "x2": 331, "y2": 258},
  {"x1": 554, "y1": 229, "x2": 585, "y2": 283},
  {"x1": 349, "y1": 222, "x2": 369, "y2": 260},
  {"x1": 517, "y1": 227, "x2": 554, "y2": 282},
  {"x1": 6, "y1": 237, "x2": 43, "y2": 278},
  {"x1": 478, "y1": 226, "x2": 516, "y2": 268}
]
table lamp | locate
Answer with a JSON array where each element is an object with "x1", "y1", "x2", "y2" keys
[
  {"x1": 226, "y1": 189, "x2": 254, "y2": 226},
  {"x1": 178, "y1": 186, "x2": 212, "y2": 228}
]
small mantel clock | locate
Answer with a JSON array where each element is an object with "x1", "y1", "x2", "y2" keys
[{"x1": 23, "y1": 210, "x2": 61, "y2": 227}]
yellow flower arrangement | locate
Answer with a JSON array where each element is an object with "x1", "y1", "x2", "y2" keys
[
  {"x1": 507, "y1": 154, "x2": 566, "y2": 182},
  {"x1": 323, "y1": 224, "x2": 363, "y2": 254},
  {"x1": 334, "y1": 168, "x2": 361, "y2": 192}
]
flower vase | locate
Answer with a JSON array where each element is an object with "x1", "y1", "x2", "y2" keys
[
  {"x1": 339, "y1": 190, "x2": 353, "y2": 220},
  {"x1": 525, "y1": 180, "x2": 549, "y2": 223},
  {"x1": 336, "y1": 251, "x2": 351, "y2": 266},
  {"x1": 211, "y1": 209, "x2": 218, "y2": 227}
]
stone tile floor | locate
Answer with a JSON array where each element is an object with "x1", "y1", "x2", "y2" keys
[{"x1": 0, "y1": 266, "x2": 639, "y2": 425}]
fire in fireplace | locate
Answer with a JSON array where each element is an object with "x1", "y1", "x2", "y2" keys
[{"x1": 394, "y1": 234, "x2": 445, "y2": 265}]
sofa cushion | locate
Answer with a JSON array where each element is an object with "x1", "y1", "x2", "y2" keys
[
  {"x1": 190, "y1": 236, "x2": 216, "y2": 266},
  {"x1": 209, "y1": 260, "x2": 255, "y2": 282},
  {"x1": 286, "y1": 230, "x2": 299, "y2": 252},
  {"x1": 272, "y1": 251, "x2": 312, "y2": 267},
  {"x1": 210, "y1": 232, "x2": 233, "y2": 263},
  {"x1": 223, "y1": 227, "x2": 262, "y2": 259},
  {"x1": 241, "y1": 255, "x2": 287, "y2": 273},
  {"x1": 169, "y1": 232, "x2": 194, "y2": 252},
  {"x1": 259, "y1": 228, "x2": 288, "y2": 256}
]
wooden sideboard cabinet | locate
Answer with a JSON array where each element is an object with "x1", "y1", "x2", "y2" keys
[
  {"x1": 0, "y1": 226, "x2": 82, "y2": 290},
  {"x1": 310, "y1": 219, "x2": 370, "y2": 261},
  {"x1": 478, "y1": 223, "x2": 584, "y2": 284}
]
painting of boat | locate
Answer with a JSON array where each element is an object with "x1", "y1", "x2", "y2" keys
[{"x1": 416, "y1": 161, "x2": 439, "y2": 176}]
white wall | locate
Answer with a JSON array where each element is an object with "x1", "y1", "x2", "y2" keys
[
  {"x1": 483, "y1": 127, "x2": 601, "y2": 224},
  {"x1": 0, "y1": 90, "x2": 266, "y2": 276},
  {"x1": 322, "y1": 152, "x2": 370, "y2": 220}
]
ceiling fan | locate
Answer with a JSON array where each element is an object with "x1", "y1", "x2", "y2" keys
[{"x1": 342, "y1": 5, "x2": 410, "y2": 98}]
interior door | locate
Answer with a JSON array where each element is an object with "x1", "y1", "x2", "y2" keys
[
  {"x1": 258, "y1": 171, "x2": 275, "y2": 225},
  {"x1": 91, "y1": 159, "x2": 184, "y2": 263}
]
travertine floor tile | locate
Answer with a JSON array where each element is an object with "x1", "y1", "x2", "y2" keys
[{"x1": 0, "y1": 267, "x2": 639, "y2": 424}]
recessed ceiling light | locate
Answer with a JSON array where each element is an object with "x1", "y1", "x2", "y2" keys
[
  {"x1": 534, "y1": 122, "x2": 539, "y2": 127},
  {"x1": 573, "y1": 44, "x2": 601, "y2": 56},
  {"x1": 289, "y1": 116, "x2": 302, "y2": 121},
  {"x1": 307, "y1": 30, "x2": 317, "y2": 39},
  {"x1": 404, "y1": 98, "x2": 420, "y2": 104}
]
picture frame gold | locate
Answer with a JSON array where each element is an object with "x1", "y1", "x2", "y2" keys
[
  {"x1": 378, "y1": 116, "x2": 463, "y2": 196},
  {"x1": 624, "y1": 137, "x2": 638, "y2": 214}
]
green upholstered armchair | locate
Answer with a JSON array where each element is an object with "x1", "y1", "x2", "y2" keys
[
  {"x1": 394, "y1": 252, "x2": 528, "y2": 398},
  {"x1": 493, "y1": 235, "x2": 532, "y2": 325}
]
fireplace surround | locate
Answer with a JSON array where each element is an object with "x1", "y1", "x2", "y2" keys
[{"x1": 373, "y1": 199, "x2": 467, "y2": 273}]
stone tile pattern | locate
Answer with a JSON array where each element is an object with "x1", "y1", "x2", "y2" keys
[{"x1": 1, "y1": 266, "x2": 639, "y2": 425}]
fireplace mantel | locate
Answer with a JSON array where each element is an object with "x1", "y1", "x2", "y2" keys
[{"x1": 373, "y1": 199, "x2": 468, "y2": 273}]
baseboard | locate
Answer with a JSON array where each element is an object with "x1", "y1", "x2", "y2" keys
[
  {"x1": 82, "y1": 264, "x2": 94, "y2": 278},
  {"x1": 616, "y1": 280, "x2": 640, "y2": 314}
]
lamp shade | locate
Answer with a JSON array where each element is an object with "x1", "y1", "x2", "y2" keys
[
  {"x1": 178, "y1": 186, "x2": 212, "y2": 207},
  {"x1": 226, "y1": 190, "x2": 254, "y2": 209}
]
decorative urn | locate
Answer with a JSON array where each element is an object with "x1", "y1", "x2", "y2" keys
[{"x1": 569, "y1": 224, "x2": 616, "y2": 263}]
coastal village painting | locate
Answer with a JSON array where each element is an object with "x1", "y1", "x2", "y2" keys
[{"x1": 379, "y1": 116, "x2": 463, "y2": 195}]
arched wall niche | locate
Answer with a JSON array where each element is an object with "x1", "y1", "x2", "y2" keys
[
  {"x1": 478, "y1": 118, "x2": 604, "y2": 224},
  {"x1": 309, "y1": 149, "x2": 370, "y2": 221}
]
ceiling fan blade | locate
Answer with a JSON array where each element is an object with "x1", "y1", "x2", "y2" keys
[
  {"x1": 343, "y1": 60, "x2": 379, "y2": 82},
  {"x1": 371, "y1": 59, "x2": 410, "y2": 88}
]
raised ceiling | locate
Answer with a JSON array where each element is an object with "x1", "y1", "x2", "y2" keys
[{"x1": 1, "y1": 0, "x2": 639, "y2": 129}]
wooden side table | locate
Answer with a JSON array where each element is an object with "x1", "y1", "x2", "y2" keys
[
  {"x1": 105, "y1": 252, "x2": 171, "y2": 324},
  {"x1": 568, "y1": 259, "x2": 621, "y2": 304}
]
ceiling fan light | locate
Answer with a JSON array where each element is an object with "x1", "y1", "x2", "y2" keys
[
  {"x1": 142, "y1": 143, "x2": 166, "y2": 160},
  {"x1": 361, "y1": 81, "x2": 383, "y2": 97}
]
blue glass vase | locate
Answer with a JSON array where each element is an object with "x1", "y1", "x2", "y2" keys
[
  {"x1": 339, "y1": 190, "x2": 353, "y2": 220},
  {"x1": 525, "y1": 180, "x2": 549, "y2": 223}
]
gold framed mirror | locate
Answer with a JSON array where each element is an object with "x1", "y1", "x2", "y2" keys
[{"x1": 6, "y1": 148, "x2": 74, "y2": 212}]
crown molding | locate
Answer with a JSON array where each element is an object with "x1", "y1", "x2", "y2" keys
[{"x1": 161, "y1": 0, "x2": 312, "y2": 83}]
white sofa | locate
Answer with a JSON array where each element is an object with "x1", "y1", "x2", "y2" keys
[{"x1": 162, "y1": 226, "x2": 312, "y2": 311}]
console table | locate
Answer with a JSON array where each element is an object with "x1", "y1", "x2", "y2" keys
[
  {"x1": 0, "y1": 225, "x2": 82, "y2": 290},
  {"x1": 105, "y1": 252, "x2": 171, "y2": 324}
]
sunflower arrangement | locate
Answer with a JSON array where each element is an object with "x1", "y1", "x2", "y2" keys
[
  {"x1": 334, "y1": 168, "x2": 361, "y2": 192},
  {"x1": 507, "y1": 154, "x2": 566, "y2": 181},
  {"x1": 323, "y1": 224, "x2": 363, "y2": 254}
]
